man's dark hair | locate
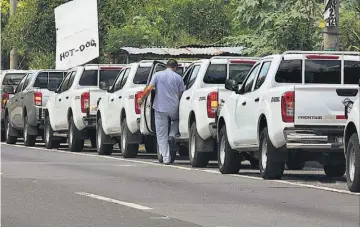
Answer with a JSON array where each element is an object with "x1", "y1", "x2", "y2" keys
[{"x1": 167, "y1": 59, "x2": 178, "y2": 68}]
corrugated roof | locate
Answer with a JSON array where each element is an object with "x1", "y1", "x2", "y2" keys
[{"x1": 119, "y1": 46, "x2": 245, "y2": 56}]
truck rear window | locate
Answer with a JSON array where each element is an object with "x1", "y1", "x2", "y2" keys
[
  {"x1": 2, "y1": 73, "x2": 26, "y2": 85},
  {"x1": 275, "y1": 60, "x2": 302, "y2": 83},
  {"x1": 33, "y1": 72, "x2": 64, "y2": 89},
  {"x1": 229, "y1": 64, "x2": 254, "y2": 83},
  {"x1": 305, "y1": 60, "x2": 341, "y2": 84},
  {"x1": 133, "y1": 67, "x2": 151, "y2": 84},
  {"x1": 203, "y1": 64, "x2": 227, "y2": 84},
  {"x1": 344, "y1": 61, "x2": 360, "y2": 84},
  {"x1": 79, "y1": 69, "x2": 120, "y2": 87}
]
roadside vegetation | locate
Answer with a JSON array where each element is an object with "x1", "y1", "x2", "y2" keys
[{"x1": 1, "y1": 0, "x2": 359, "y2": 69}]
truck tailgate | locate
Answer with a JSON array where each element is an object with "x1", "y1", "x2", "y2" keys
[{"x1": 294, "y1": 85, "x2": 358, "y2": 126}]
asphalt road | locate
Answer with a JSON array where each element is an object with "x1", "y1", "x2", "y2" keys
[{"x1": 2, "y1": 142, "x2": 360, "y2": 226}]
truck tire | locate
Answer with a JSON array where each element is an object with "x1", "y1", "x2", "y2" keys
[
  {"x1": 23, "y1": 116, "x2": 36, "y2": 147},
  {"x1": 44, "y1": 115, "x2": 60, "y2": 149},
  {"x1": 68, "y1": 116, "x2": 84, "y2": 152},
  {"x1": 5, "y1": 115, "x2": 17, "y2": 144},
  {"x1": 96, "y1": 118, "x2": 113, "y2": 155},
  {"x1": 218, "y1": 124, "x2": 241, "y2": 174},
  {"x1": 259, "y1": 127, "x2": 285, "y2": 179},
  {"x1": 346, "y1": 133, "x2": 360, "y2": 192},
  {"x1": 286, "y1": 150, "x2": 305, "y2": 170},
  {"x1": 121, "y1": 118, "x2": 139, "y2": 158},
  {"x1": 144, "y1": 136, "x2": 157, "y2": 154},
  {"x1": 324, "y1": 164, "x2": 345, "y2": 178},
  {"x1": 189, "y1": 122, "x2": 210, "y2": 167}
]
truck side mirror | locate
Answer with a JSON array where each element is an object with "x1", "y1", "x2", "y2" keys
[{"x1": 225, "y1": 79, "x2": 238, "y2": 92}]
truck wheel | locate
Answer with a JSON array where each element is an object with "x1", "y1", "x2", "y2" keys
[
  {"x1": 23, "y1": 116, "x2": 36, "y2": 147},
  {"x1": 178, "y1": 145, "x2": 189, "y2": 156},
  {"x1": 324, "y1": 164, "x2": 345, "y2": 178},
  {"x1": 189, "y1": 122, "x2": 210, "y2": 167},
  {"x1": 218, "y1": 125, "x2": 241, "y2": 174},
  {"x1": 121, "y1": 118, "x2": 139, "y2": 158},
  {"x1": 5, "y1": 115, "x2": 17, "y2": 144},
  {"x1": 346, "y1": 133, "x2": 360, "y2": 192},
  {"x1": 96, "y1": 118, "x2": 113, "y2": 155},
  {"x1": 286, "y1": 150, "x2": 305, "y2": 170},
  {"x1": 44, "y1": 115, "x2": 60, "y2": 149},
  {"x1": 68, "y1": 116, "x2": 84, "y2": 152},
  {"x1": 259, "y1": 127, "x2": 285, "y2": 179},
  {"x1": 144, "y1": 136, "x2": 157, "y2": 154}
]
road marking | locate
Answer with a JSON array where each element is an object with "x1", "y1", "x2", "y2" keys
[
  {"x1": 3, "y1": 143, "x2": 360, "y2": 196},
  {"x1": 75, "y1": 192, "x2": 152, "y2": 210}
]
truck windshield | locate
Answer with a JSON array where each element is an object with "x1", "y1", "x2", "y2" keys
[
  {"x1": 2, "y1": 73, "x2": 26, "y2": 85},
  {"x1": 33, "y1": 72, "x2": 65, "y2": 89},
  {"x1": 344, "y1": 61, "x2": 360, "y2": 84},
  {"x1": 133, "y1": 67, "x2": 151, "y2": 84},
  {"x1": 305, "y1": 60, "x2": 341, "y2": 84},
  {"x1": 79, "y1": 69, "x2": 121, "y2": 87},
  {"x1": 229, "y1": 64, "x2": 255, "y2": 83}
]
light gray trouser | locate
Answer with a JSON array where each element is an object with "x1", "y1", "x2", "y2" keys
[{"x1": 154, "y1": 110, "x2": 179, "y2": 163}]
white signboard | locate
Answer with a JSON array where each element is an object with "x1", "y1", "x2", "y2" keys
[{"x1": 55, "y1": 0, "x2": 99, "y2": 70}]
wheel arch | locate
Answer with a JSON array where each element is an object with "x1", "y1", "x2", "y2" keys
[
  {"x1": 188, "y1": 111, "x2": 196, "y2": 131},
  {"x1": 217, "y1": 116, "x2": 226, "y2": 142},
  {"x1": 345, "y1": 122, "x2": 357, "y2": 152},
  {"x1": 120, "y1": 108, "x2": 126, "y2": 124},
  {"x1": 257, "y1": 114, "x2": 267, "y2": 140}
]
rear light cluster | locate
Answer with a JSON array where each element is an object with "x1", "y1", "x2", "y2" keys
[
  {"x1": 207, "y1": 92, "x2": 218, "y2": 118},
  {"x1": 34, "y1": 91, "x2": 42, "y2": 106},
  {"x1": 81, "y1": 92, "x2": 90, "y2": 113},
  {"x1": 281, "y1": 91, "x2": 294, "y2": 123},
  {"x1": 135, "y1": 91, "x2": 143, "y2": 114},
  {"x1": 1, "y1": 93, "x2": 9, "y2": 109}
]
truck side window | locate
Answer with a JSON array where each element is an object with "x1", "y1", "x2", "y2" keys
[
  {"x1": 182, "y1": 65, "x2": 194, "y2": 86},
  {"x1": 15, "y1": 76, "x2": 27, "y2": 93},
  {"x1": 58, "y1": 73, "x2": 71, "y2": 93},
  {"x1": 23, "y1": 72, "x2": 34, "y2": 89},
  {"x1": 254, "y1": 61, "x2": 271, "y2": 90},
  {"x1": 242, "y1": 64, "x2": 260, "y2": 93},
  {"x1": 275, "y1": 60, "x2": 302, "y2": 83},
  {"x1": 344, "y1": 61, "x2": 360, "y2": 84},
  {"x1": 119, "y1": 69, "x2": 130, "y2": 89},
  {"x1": 186, "y1": 65, "x2": 201, "y2": 89},
  {"x1": 113, "y1": 70, "x2": 126, "y2": 92}
]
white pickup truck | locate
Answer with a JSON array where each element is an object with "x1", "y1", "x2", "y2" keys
[
  {"x1": 217, "y1": 51, "x2": 360, "y2": 178},
  {"x1": 140, "y1": 57, "x2": 258, "y2": 166},
  {"x1": 97, "y1": 60, "x2": 191, "y2": 157},
  {"x1": 344, "y1": 77, "x2": 360, "y2": 193},
  {"x1": 44, "y1": 64, "x2": 124, "y2": 151},
  {"x1": 4, "y1": 70, "x2": 66, "y2": 146}
]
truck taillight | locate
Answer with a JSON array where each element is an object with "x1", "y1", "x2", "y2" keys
[
  {"x1": 81, "y1": 92, "x2": 90, "y2": 113},
  {"x1": 135, "y1": 91, "x2": 143, "y2": 114},
  {"x1": 1, "y1": 93, "x2": 9, "y2": 108},
  {"x1": 34, "y1": 91, "x2": 42, "y2": 106},
  {"x1": 281, "y1": 91, "x2": 294, "y2": 123},
  {"x1": 207, "y1": 92, "x2": 218, "y2": 118}
]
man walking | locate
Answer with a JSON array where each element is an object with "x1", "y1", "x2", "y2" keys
[{"x1": 139, "y1": 59, "x2": 185, "y2": 165}]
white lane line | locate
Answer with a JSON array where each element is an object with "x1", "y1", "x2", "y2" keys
[
  {"x1": 3, "y1": 143, "x2": 360, "y2": 196},
  {"x1": 75, "y1": 192, "x2": 152, "y2": 210}
]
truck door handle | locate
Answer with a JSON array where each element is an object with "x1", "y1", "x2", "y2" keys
[
  {"x1": 255, "y1": 98, "x2": 259, "y2": 102},
  {"x1": 111, "y1": 98, "x2": 114, "y2": 102},
  {"x1": 66, "y1": 96, "x2": 69, "y2": 99},
  {"x1": 242, "y1": 101, "x2": 246, "y2": 106},
  {"x1": 21, "y1": 97, "x2": 24, "y2": 99},
  {"x1": 119, "y1": 96, "x2": 122, "y2": 99},
  {"x1": 186, "y1": 97, "x2": 190, "y2": 100},
  {"x1": 58, "y1": 98, "x2": 61, "y2": 102}
]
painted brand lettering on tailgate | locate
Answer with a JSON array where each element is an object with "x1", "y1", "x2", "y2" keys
[{"x1": 298, "y1": 116, "x2": 322, "y2": 120}]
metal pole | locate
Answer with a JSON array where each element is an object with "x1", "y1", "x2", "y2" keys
[
  {"x1": 9, "y1": 0, "x2": 18, "y2": 69},
  {"x1": 323, "y1": 0, "x2": 340, "y2": 51}
]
